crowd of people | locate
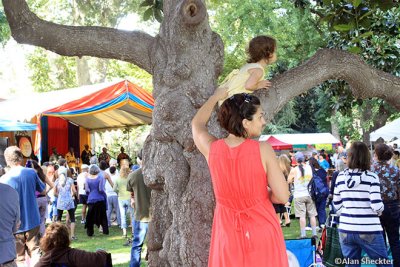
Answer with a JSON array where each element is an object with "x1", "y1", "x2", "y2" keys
[
  {"x1": 0, "y1": 145, "x2": 151, "y2": 267},
  {"x1": 274, "y1": 142, "x2": 400, "y2": 266}
]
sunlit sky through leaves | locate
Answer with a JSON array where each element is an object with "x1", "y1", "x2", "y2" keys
[{"x1": 0, "y1": 13, "x2": 159, "y2": 98}]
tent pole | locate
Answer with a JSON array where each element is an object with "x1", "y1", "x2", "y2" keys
[
  {"x1": 91, "y1": 131, "x2": 96, "y2": 157},
  {"x1": 127, "y1": 127, "x2": 131, "y2": 159}
]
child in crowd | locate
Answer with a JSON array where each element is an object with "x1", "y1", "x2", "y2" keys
[{"x1": 218, "y1": 35, "x2": 277, "y2": 105}]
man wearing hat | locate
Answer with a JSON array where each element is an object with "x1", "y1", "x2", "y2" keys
[
  {"x1": 288, "y1": 152, "x2": 318, "y2": 239},
  {"x1": 77, "y1": 164, "x2": 89, "y2": 224}
]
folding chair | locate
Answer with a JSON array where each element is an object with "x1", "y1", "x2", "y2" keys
[{"x1": 285, "y1": 238, "x2": 317, "y2": 267}]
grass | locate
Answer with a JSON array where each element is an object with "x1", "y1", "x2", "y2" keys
[
  {"x1": 58, "y1": 205, "x2": 316, "y2": 267},
  {"x1": 281, "y1": 207, "x2": 328, "y2": 240},
  {"x1": 57, "y1": 205, "x2": 148, "y2": 267}
]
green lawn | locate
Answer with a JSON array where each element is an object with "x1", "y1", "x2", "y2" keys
[
  {"x1": 281, "y1": 208, "x2": 327, "y2": 240},
  {"x1": 281, "y1": 215, "x2": 321, "y2": 240},
  {"x1": 60, "y1": 205, "x2": 318, "y2": 267}
]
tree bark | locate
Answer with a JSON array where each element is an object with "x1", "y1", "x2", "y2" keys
[
  {"x1": 76, "y1": 57, "x2": 91, "y2": 85},
  {"x1": 360, "y1": 101, "x2": 391, "y2": 144},
  {"x1": 330, "y1": 109, "x2": 340, "y2": 141},
  {"x1": 256, "y1": 48, "x2": 400, "y2": 123},
  {"x1": 3, "y1": 0, "x2": 400, "y2": 266}
]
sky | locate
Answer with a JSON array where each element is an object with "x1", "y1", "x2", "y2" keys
[{"x1": 0, "y1": 13, "x2": 159, "y2": 99}]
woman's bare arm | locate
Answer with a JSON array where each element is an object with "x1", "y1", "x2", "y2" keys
[
  {"x1": 260, "y1": 142, "x2": 290, "y2": 204},
  {"x1": 191, "y1": 86, "x2": 228, "y2": 160}
]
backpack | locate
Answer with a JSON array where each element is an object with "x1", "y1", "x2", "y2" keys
[{"x1": 308, "y1": 173, "x2": 329, "y2": 202}]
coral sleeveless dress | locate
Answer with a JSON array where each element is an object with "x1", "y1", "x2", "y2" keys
[{"x1": 208, "y1": 139, "x2": 288, "y2": 267}]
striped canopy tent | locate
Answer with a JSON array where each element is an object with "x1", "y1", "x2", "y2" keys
[
  {"x1": 43, "y1": 80, "x2": 154, "y2": 130},
  {"x1": 0, "y1": 119, "x2": 38, "y2": 132}
]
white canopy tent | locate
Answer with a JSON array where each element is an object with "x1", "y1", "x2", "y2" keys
[
  {"x1": 259, "y1": 133, "x2": 340, "y2": 145},
  {"x1": 370, "y1": 118, "x2": 400, "y2": 142}
]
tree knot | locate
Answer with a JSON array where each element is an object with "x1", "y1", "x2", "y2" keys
[{"x1": 180, "y1": 0, "x2": 206, "y2": 26}]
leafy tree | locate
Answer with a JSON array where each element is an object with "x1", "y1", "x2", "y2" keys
[
  {"x1": 3, "y1": 1, "x2": 400, "y2": 266},
  {"x1": 27, "y1": 48, "x2": 55, "y2": 92},
  {"x1": 93, "y1": 125, "x2": 151, "y2": 161},
  {"x1": 0, "y1": 4, "x2": 10, "y2": 45},
  {"x1": 210, "y1": 0, "x2": 324, "y2": 133},
  {"x1": 26, "y1": 0, "x2": 152, "y2": 91},
  {"x1": 106, "y1": 59, "x2": 153, "y2": 91},
  {"x1": 293, "y1": 1, "x2": 400, "y2": 142}
]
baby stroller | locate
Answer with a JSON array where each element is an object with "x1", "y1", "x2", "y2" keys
[{"x1": 318, "y1": 201, "x2": 344, "y2": 267}]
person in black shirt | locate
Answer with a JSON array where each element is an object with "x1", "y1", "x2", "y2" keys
[{"x1": 81, "y1": 144, "x2": 92, "y2": 165}]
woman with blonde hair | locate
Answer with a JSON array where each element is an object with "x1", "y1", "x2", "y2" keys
[
  {"x1": 35, "y1": 223, "x2": 112, "y2": 267},
  {"x1": 113, "y1": 166, "x2": 132, "y2": 238},
  {"x1": 274, "y1": 154, "x2": 292, "y2": 227}
]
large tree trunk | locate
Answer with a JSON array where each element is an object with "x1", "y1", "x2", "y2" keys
[
  {"x1": 330, "y1": 109, "x2": 340, "y2": 141},
  {"x1": 142, "y1": 1, "x2": 224, "y2": 265},
  {"x1": 360, "y1": 100, "x2": 391, "y2": 144},
  {"x1": 3, "y1": 0, "x2": 400, "y2": 266}
]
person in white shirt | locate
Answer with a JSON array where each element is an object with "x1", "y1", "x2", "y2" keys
[
  {"x1": 105, "y1": 166, "x2": 121, "y2": 227},
  {"x1": 288, "y1": 152, "x2": 318, "y2": 239},
  {"x1": 77, "y1": 164, "x2": 89, "y2": 224},
  {"x1": 333, "y1": 142, "x2": 389, "y2": 266}
]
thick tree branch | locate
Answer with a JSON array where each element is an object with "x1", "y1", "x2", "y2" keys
[
  {"x1": 256, "y1": 48, "x2": 400, "y2": 121},
  {"x1": 2, "y1": 0, "x2": 156, "y2": 74}
]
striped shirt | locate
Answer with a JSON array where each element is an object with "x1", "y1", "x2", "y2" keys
[{"x1": 333, "y1": 168, "x2": 384, "y2": 234}]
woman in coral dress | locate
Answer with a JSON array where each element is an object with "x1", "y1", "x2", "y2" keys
[{"x1": 192, "y1": 87, "x2": 289, "y2": 267}]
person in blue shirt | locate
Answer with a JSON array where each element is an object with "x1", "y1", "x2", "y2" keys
[
  {"x1": 318, "y1": 154, "x2": 330, "y2": 171},
  {"x1": 0, "y1": 146, "x2": 45, "y2": 267},
  {"x1": 0, "y1": 183, "x2": 20, "y2": 267}
]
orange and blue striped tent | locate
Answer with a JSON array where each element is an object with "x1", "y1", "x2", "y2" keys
[{"x1": 43, "y1": 80, "x2": 154, "y2": 130}]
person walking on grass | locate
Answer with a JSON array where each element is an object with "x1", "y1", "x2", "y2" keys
[
  {"x1": 127, "y1": 150, "x2": 151, "y2": 267},
  {"x1": 54, "y1": 166, "x2": 77, "y2": 240},
  {"x1": 114, "y1": 166, "x2": 132, "y2": 239},
  {"x1": 85, "y1": 164, "x2": 109, "y2": 236},
  {"x1": 105, "y1": 166, "x2": 121, "y2": 227},
  {"x1": 77, "y1": 164, "x2": 89, "y2": 224},
  {"x1": 288, "y1": 152, "x2": 318, "y2": 239}
]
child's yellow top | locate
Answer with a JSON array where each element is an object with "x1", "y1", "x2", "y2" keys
[{"x1": 218, "y1": 63, "x2": 264, "y2": 106}]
